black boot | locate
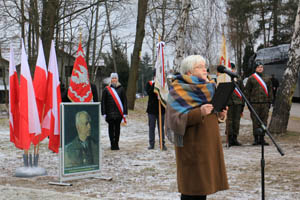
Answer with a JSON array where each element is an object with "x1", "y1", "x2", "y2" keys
[
  {"x1": 114, "y1": 141, "x2": 120, "y2": 150},
  {"x1": 110, "y1": 141, "x2": 116, "y2": 150},
  {"x1": 228, "y1": 135, "x2": 234, "y2": 147},
  {"x1": 258, "y1": 136, "x2": 269, "y2": 146},
  {"x1": 115, "y1": 132, "x2": 120, "y2": 150},
  {"x1": 233, "y1": 135, "x2": 242, "y2": 146},
  {"x1": 252, "y1": 136, "x2": 259, "y2": 145}
]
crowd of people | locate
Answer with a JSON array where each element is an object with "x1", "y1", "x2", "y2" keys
[{"x1": 61, "y1": 55, "x2": 279, "y2": 199}]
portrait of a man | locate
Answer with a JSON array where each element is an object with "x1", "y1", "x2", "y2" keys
[{"x1": 64, "y1": 110, "x2": 99, "y2": 168}]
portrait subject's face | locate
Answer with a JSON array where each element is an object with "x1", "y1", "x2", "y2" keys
[{"x1": 77, "y1": 113, "x2": 91, "y2": 141}]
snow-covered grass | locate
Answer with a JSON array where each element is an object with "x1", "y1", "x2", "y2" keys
[{"x1": 0, "y1": 98, "x2": 299, "y2": 200}]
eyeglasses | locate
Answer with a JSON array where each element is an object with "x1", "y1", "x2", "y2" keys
[{"x1": 193, "y1": 65, "x2": 207, "y2": 70}]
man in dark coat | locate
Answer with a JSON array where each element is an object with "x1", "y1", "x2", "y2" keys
[
  {"x1": 245, "y1": 63, "x2": 273, "y2": 145},
  {"x1": 225, "y1": 63, "x2": 245, "y2": 146},
  {"x1": 145, "y1": 71, "x2": 167, "y2": 150},
  {"x1": 101, "y1": 73, "x2": 127, "y2": 150},
  {"x1": 64, "y1": 111, "x2": 99, "y2": 168}
]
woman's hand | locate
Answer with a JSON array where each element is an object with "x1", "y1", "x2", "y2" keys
[
  {"x1": 200, "y1": 104, "x2": 214, "y2": 116},
  {"x1": 218, "y1": 106, "x2": 228, "y2": 120}
]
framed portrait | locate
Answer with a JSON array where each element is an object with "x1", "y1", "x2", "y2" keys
[{"x1": 60, "y1": 102, "x2": 101, "y2": 179}]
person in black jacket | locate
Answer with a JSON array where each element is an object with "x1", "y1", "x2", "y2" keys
[
  {"x1": 145, "y1": 71, "x2": 167, "y2": 150},
  {"x1": 101, "y1": 73, "x2": 127, "y2": 150}
]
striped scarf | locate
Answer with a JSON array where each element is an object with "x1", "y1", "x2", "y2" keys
[{"x1": 165, "y1": 74, "x2": 215, "y2": 146}]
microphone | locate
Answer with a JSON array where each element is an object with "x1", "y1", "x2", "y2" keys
[{"x1": 217, "y1": 65, "x2": 239, "y2": 78}]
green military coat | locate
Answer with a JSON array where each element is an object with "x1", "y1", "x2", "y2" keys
[
  {"x1": 245, "y1": 73, "x2": 273, "y2": 104},
  {"x1": 64, "y1": 136, "x2": 99, "y2": 168}
]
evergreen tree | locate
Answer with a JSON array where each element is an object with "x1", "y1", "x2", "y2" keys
[
  {"x1": 103, "y1": 38, "x2": 129, "y2": 89},
  {"x1": 137, "y1": 52, "x2": 153, "y2": 95},
  {"x1": 242, "y1": 43, "x2": 255, "y2": 77}
]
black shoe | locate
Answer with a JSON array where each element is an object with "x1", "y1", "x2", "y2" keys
[
  {"x1": 233, "y1": 140, "x2": 242, "y2": 146},
  {"x1": 228, "y1": 136, "x2": 235, "y2": 147},
  {"x1": 148, "y1": 146, "x2": 154, "y2": 150},
  {"x1": 162, "y1": 145, "x2": 167, "y2": 151},
  {"x1": 252, "y1": 140, "x2": 260, "y2": 146},
  {"x1": 252, "y1": 136, "x2": 259, "y2": 146},
  {"x1": 111, "y1": 144, "x2": 119, "y2": 150},
  {"x1": 259, "y1": 140, "x2": 269, "y2": 146}
]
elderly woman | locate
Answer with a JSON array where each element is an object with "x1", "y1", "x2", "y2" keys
[
  {"x1": 165, "y1": 55, "x2": 229, "y2": 200},
  {"x1": 101, "y1": 73, "x2": 127, "y2": 150}
]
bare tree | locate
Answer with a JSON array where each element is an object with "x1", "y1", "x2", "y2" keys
[
  {"x1": 269, "y1": 2, "x2": 300, "y2": 134},
  {"x1": 126, "y1": 0, "x2": 148, "y2": 110},
  {"x1": 186, "y1": 1, "x2": 224, "y2": 67},
  {"x1": 145, "y1": 0, "x2": 180, "y2": 68},
  {"x1": 173, "y1": 0, "x2": 191, "y2": 72}
]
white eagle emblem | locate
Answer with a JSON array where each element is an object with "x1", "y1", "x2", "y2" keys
[{"x1": 71, "y1": 64, "x2": 89, "y2": 87}]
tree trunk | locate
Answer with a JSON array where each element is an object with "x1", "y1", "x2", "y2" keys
[
  {"x1": 126, "y1": 0, "x2": 148, "y2": 110},
  {"x1": 91, "y1": 1, "x2": 100, "y2": 83},
  {"x1": 173, "y1": 0, "x2": 191, "y2": 72},
  {"x1": 269, "y1": 3, "x2": 300, "y2": 134},
  {"x1": 272, "y1": 0, "x2": 279, "y2": 45},
  {"x1": 105, "y1": 0, "x2": 117, "y2": 73},
  {"x1": 259, "y1": 0, "x2": 267, "y2": 47},
  {"x1": 41, "y1": 0, "x2": 59, "y2": 61}
]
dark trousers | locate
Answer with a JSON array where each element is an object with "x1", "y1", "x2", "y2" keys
[
  {"x1": 181, "y1": 194, "x2": 206, "y2": 200},
  {"x1": 251, "y1": 103, "x2": 270, "y2": 136},
  {"x1": 226, "y1": 104, "x2": 243, "y2": 136},
  {"x1": 107, "y1": 118, "x2": 122, "y2": 148},
  {"x1": 148, "y1": 113, "x2": 165, "y2": 147}
]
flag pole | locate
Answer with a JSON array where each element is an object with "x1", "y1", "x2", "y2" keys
[
  {"x1": 158, "y1": 100, "x2": 163, "y2": 150},
  {"x1": 35, "y1": 105, "x2": 45, "y2": 155},
  {"x1": 79, "y1": 28, "x2": 82, "y2": 44},
  {"x1": 157, "y1": 35, "x2": 163, "y2": 150}
]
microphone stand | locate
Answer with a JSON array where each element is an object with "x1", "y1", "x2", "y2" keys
[{"x1": 230, "y1": 76, "x2": 284, "y2": 200}]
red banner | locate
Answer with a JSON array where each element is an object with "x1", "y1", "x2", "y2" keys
[{"x1": 68, "y1": 42, "x2": 93, "y2": 102}]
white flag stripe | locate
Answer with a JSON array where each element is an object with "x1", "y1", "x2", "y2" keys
[
  {"x1": 48, "y1": 40, "x2": 60, "y2": 135},
  {"x1": 36, "y1": 38, "x2": 48, "y2": 77},
  {"x1": 9, "y1": 44, "x2": 16, "y2": 128},
  {"x1": 21, "y1": 40, "x2": 41, "y2": 135}
]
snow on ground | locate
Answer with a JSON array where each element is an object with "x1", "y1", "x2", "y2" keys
[{"x1": 0, "y1": 99, "x2": 300, "y2": 200}]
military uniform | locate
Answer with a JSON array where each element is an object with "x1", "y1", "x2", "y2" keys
[
  {"x1": 245, "y1": 72, "x2": 273, "y2": 144},
  {"x1": 226, "y1": 79, "x2": 245, "y2": 146},
  {"x1": 64, "y1": 136, "x2": 99, "y2": 168}
]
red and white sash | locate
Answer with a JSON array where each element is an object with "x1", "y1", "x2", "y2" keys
[
  {"x1": 252, "y1": 73, "x2": 268, "y2": 96},
  {"x1": 149, "y1": 80, "x2": 154, "y2": 86},
  {"x1": 233, "y1": 88, "x2": 242, "y2": 100},
  {"x1": 106, "y1": 86, "x2": 126, "y2": 123}
]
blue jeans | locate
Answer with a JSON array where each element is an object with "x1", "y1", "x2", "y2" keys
[{"x1": 148, "y1": 113, "x2": 165, "y2": 147}]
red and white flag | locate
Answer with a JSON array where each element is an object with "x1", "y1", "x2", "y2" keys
[
  {"x1": 32, "y1": 39, "x2": 48, "y2": 145},
  {"x1": 19, "y1": 40, "x2": 41, "y2": 150},
  {"x1": 68, "y1": 42, "x2": 93, "y2": 102},
  {"x1": 43, "y1": 40, "x2": 61, "y2": 153},
  {"x1": 217, "y1": 34, "x2": 231, "y2": 83},
  {"x1": 154, "y1": 41, "x2": 168, "y2": 107},
  {"x1": 9, "y1": 44, "x2": 21, "y2": 149}
]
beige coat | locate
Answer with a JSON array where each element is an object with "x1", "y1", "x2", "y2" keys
[{"x1": 175, "y1": 107, "x2": 229, "y2": 195}]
